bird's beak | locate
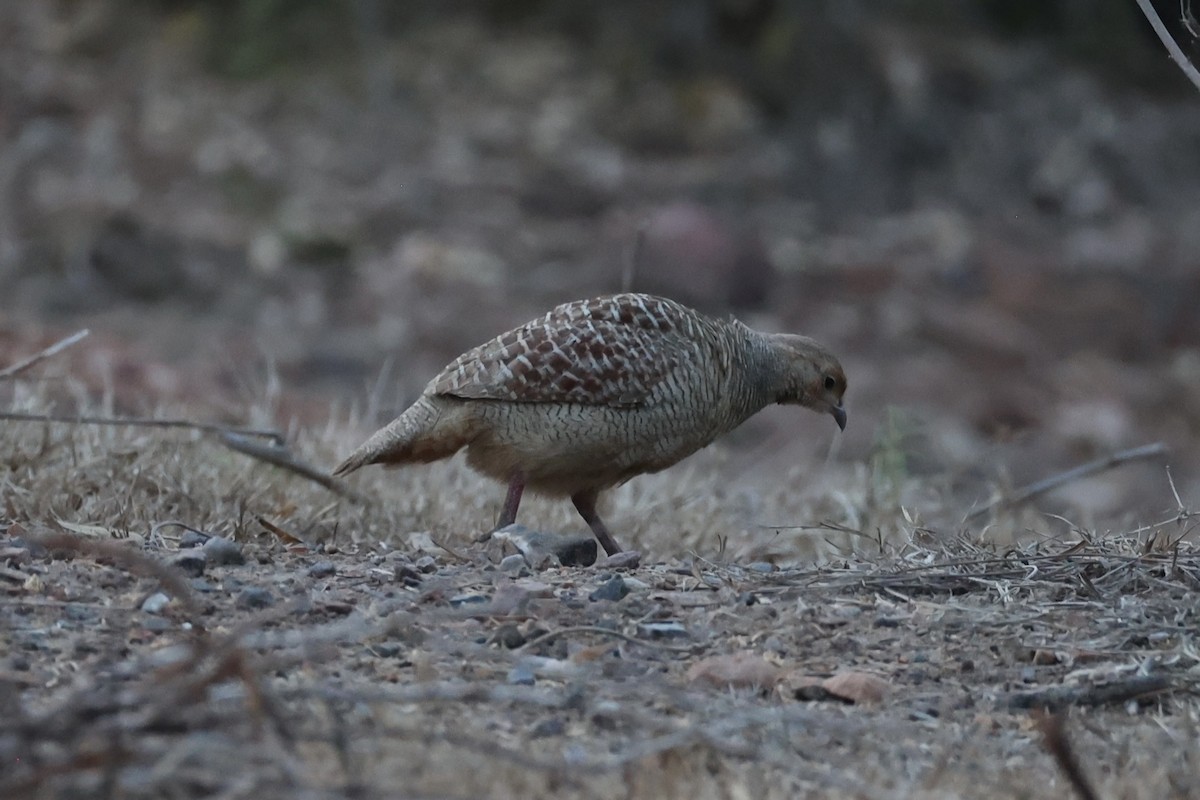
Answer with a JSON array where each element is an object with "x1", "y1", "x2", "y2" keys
[{"x1": 831, "y1": 404, "x2": 847, "y2": 431}]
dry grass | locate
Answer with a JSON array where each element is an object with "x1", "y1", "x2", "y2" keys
[{"x1": 3, "y1": 372, "x2": 1200, "y2": 799}]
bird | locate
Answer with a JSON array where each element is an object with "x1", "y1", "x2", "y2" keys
[{"x1": 332, "y1": 292, "x2": 846, "y2": 558}]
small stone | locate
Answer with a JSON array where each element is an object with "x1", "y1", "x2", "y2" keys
[
  {"x1": 507, "y1": 663, "x2": 537, "y2": 686},
  {"x1": 394, "y1": 564, "x2": 422, "y2": 586},
  {"x1": 179, "y1": 530, "x2": 209, "y2": 548},
  {"x1": 499, "y1": 554, "x2": 530, "y2": 576},
  {"x1": 415, "y1": 555, "x2": 438, "y2": 574},
  {"x1": 599, "y1": 550, "x2": 641, "y2": 569},
  {"x1": 492, "y1": 623, "x2": 526, "y2": 649},
  {"x1": 372, "y1": 642, "x2": 404, "y2": 658},
  {"x1": 8, "y1": 537, "x2": 48, "y2": 558},
  {"x1": 638, "y1": 621, "x2": 688, "y2": 639},
  {"x1": 308, "y1": 560, "x2": 336, "y2": 578},
  {"x1": 203, "y1": 536, "x2": 245, "y2": 566},
  {"x1": 141, "y1": 592, "x2": 171, "y2": 614},
  {"x1": 449, "y1": 593, "x2": 488, "y2": 607},
  {"x1": 142, "y1": 616, "x2": 172, "y2": 631},
  {"x1": 1020, "y1": 666, "x2": 1037, "y2": 683},
  {"x1": 493, "y1": 524, "x2": 598, "y2": 568},
  {"x1": 530, "y1": 717, "x2": 566, "y2": 738},
  {"x1": 170, "y1": 549, "x2": 207, "y2": 577},
  {"x1": 589, "y1": 575, "x2": 629, "y2": 603},
  {"x1": 874, "y1": 616, "x2": 902, "y2": 628},
  {"x1": 236, "y1": 587, "x2": 275, "y2": 610}
]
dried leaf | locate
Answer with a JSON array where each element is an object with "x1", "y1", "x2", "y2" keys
[
  {"x1": 257, "y1": 515, "x2": 309, "y2": 548},
  {"x1": 54, "y1": 519, "x2": 113, "y2": 538},
  {"x1": 687, "y1": 652, "x2": 780, "y2": 690}
]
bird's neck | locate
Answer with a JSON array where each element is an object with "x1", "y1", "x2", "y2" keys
[{"x1": 723, "y1": 325, "x2": 787, "y2": 420}]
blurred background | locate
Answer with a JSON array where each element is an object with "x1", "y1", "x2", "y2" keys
[{"x1": 2, "y1": 0, "x2": 1199, "y2": 537}]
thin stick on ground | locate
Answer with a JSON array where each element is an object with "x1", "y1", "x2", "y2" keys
[
  {"x1": 1135, "y1": 0, "x2": 1200, "y2": 93},
  {"x1": 1035, "y1": 712, "x2": 1101, "y2": 800},
  {"x1": 967, "y1": 442, "x2": 1169, "y2": 522},
  {"x1": 0, "y1": 411, "x2": 284, "y2": 444},
  {"x1": 217, "y1": 431, "x2": 367, "y2": 502},
  {"x1": 0, "y1": 328, "x2": 90, "y2": 380}
]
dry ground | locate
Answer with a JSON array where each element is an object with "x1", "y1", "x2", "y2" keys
[{"x1": 2, "y1": 367, "x2": 1199, "y2": 800}]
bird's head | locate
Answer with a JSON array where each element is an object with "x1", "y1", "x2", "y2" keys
[{"x1": 763, "y1": 333, "x2": 848, "y2": 431}]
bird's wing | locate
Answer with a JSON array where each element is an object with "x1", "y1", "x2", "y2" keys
[{"x1": 426, "y1": 294, "x2": 711, "y2": 407}]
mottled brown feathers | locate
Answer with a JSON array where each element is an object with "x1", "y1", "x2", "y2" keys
[
  {"x1": 428, "y1": 294, "x2": 713, "y2": 408},
  {"x1": 332, "y1": 292, "x2": 847, "y2": 556}
]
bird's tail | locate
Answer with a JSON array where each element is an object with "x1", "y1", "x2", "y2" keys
[{"x1": 331, "y1": 396, "x2": 474, "y2": 477}]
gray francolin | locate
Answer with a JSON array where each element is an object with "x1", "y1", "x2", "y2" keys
[{"x1": 333, "y1": 293, "x2": 846, "y2": 557}]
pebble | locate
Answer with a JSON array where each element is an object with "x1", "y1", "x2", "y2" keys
[
  {"x1": 507, "y1": 663, "x2": 537, "y2": 686},
  {"x1": 499, "y1": 554, "x2": 530, "y2": 576},
  {"x1": 589, "y1": 575, "x2": 629, "y2": 602},
  {"x1": 415, "y1": 555, "x2": 438, "y2": 574},
  {"x1": 599, "y1": 550, "x2": 641, "y2": 570},
  {"x1": 141, "y1": 592, "x2": 171, "y2": 614},
  {"x1": 308, "y1": 560, "x2": 336, "y2": 578},
  {"x1": 236, "y1": 587, "x2": 275, "y2": 610},
  {"x1": 530, "y1": 717, "x2": 566, "y2": 738},
  {"x1": 394, "y1": 564, "x2": 423, "y2": 586},
  {"x1": 491, "y1": 624, "x2": 526, "y2": 649},
  {"x1": 449, "y1": 593, "x2": 488, "y2": 607},
  {"x1": 171, "y1": 549, "x2": 207, "y2": 577},
  {"x1": 372, "y1": 642, "x2": 404, "y2": 658},
  {"x1": 179, "y1": 530, "x2": 209, "y2": 548},
  {"x1": 203, "y1": 536, "x2": 245, "y2": 566},
  {"x1": 493, "y1": 524, "x2": 598, "y2": 568},
  {"x1": 637, "y1": 621, "x2": 688, "y2": 639}
]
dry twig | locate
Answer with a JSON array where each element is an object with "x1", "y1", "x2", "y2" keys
[
  {"x1": 967, "y1": 442, "x2": 1168, "y2": 522},
  {"x1": 1135, "y1": 0, "x2": 1200, "y2": 93},
  {"x1": 0, "y1": 329, "x2": 90, "y2": 380},
  {"x1": 0, "y1": 411, "x2": 285, "y2": 443},
  {"x1": 217, "y1": 431, "x2": 366, "y2": 501},
  {"x1": 1035, "y1": 712, "x2": 1101, "y2": 800},
  {"x1": 1006, "y1": 675, "x2": 1171, "y2": 711}
]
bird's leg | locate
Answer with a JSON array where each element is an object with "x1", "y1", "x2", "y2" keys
[
  {"x1": 497, "y1": 471, "x2": 525, "y2": 528},
  {"x1": 476, "y1": 471, "x2": 525, "y2": 542},
  {"x1": 571, "y1": 489, "x2": 623, "y2": 556}
]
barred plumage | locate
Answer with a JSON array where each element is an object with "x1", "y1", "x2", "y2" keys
[{"x1": 333, "y1": 293, "x2": 847, "y2": 557}]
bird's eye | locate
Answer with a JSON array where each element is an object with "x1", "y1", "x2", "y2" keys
[{"x1": 823, "y1": 375, "x2": 836, "y2": 391}]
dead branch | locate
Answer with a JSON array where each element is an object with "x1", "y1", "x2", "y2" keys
[
  {"x1": 217, "y1": 432, "x2": 366, "y2": 502},
  {"x1": 967, "y1": 442, "x2": 1169, "y2": 522},
  {"x1": 0, "y1": 411, "x2": 285, "y2": 444},
  {"x1": 1135, "y1": 0, "x2": 1200, "y2": 93},
  {"x1": 1005, "y1": 674, "x2": 1171, "y2": 711},
  {"x1": 0, "y1": 328, "x2": 89, "y2": 380},
  {"x1": 1035, "y1": 712, "x2": 1101, "y2": 800}
]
